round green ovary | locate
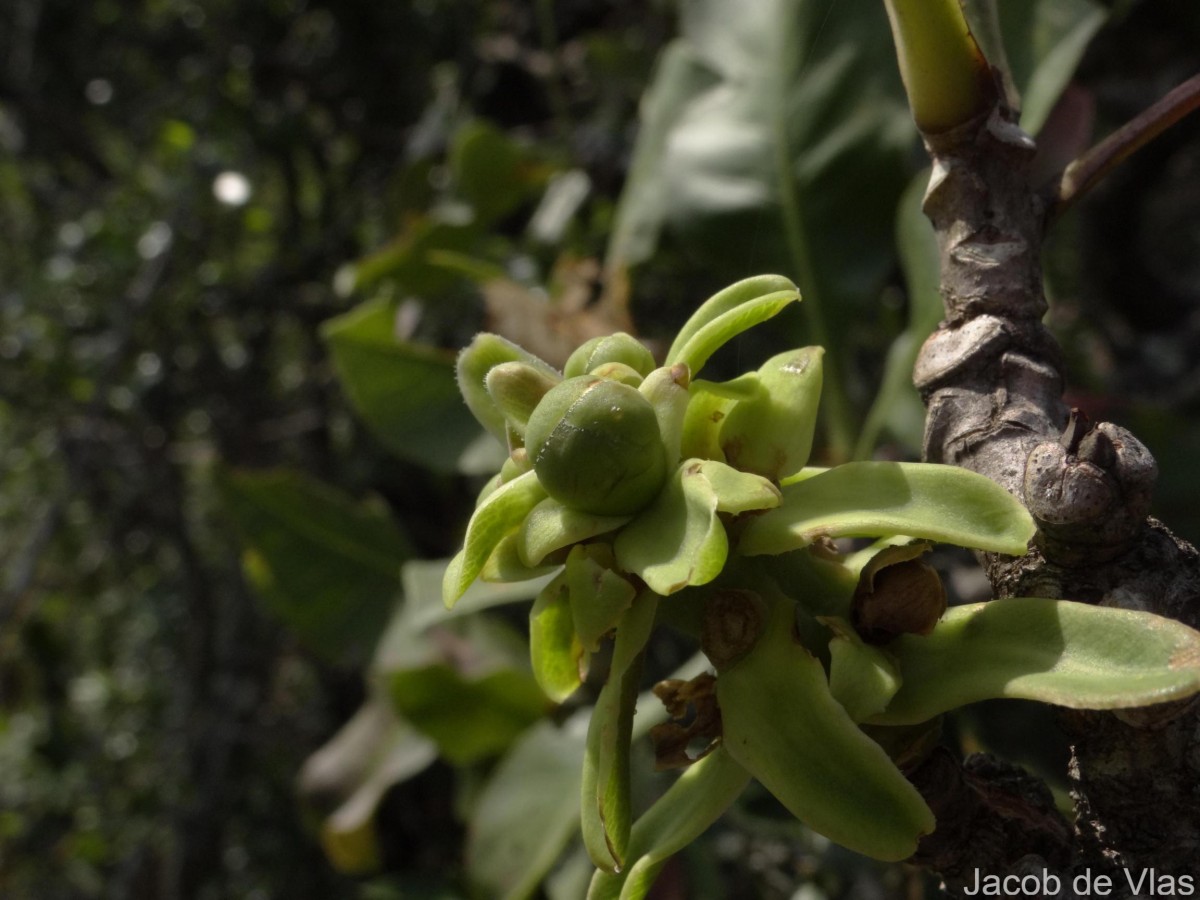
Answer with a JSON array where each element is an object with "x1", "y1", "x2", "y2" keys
[{"x1": 527, "y1": 378, "x2": 667, "y2": 517}]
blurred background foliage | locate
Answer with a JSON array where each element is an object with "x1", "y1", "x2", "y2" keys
[{"x1": 2, "y1": 0, "x2": 1199, "y2": 898}]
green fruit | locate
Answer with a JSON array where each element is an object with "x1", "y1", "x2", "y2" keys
[{"x1": 525, "y1": 376, "x2": 668, "y2": 516}]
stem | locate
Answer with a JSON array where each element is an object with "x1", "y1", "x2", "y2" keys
[
  {"x1": 882, "y1": 0, "x2": 995, "y2": 133},
  {"x1": 1050, "y1": 73, "x2": 1200, "y2": 220}
]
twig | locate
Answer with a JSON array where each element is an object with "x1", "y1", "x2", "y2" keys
[{"x1": 1050, "y1": 72, "x2": 1200, "y2": 221}]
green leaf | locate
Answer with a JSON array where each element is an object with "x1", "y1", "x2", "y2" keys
[
  {"x1": 871, "y1": 599, "x2": 1200, "y2": 726},
  {"x1": 614, "y1": 462, "x2": 729, "y2": 596},
  {"x1": 467, "y1": 715, "x2": 589, "y2": 900},
  {"x1": 738, "y1": 462, "x2": 1035, "y2": 558},
  {"x1": 665, "y1": 275, "x2": 799, "y2": 366},
  {"x1": 443, "y1": 471, "x2": 548, "y2": 607},
  {"x1": 581, "y1": 593, "x2": 659, "y2": 872},
  {"x1": 665, "y1": 289, "x2": 801, "y2": 377},
  {"x1": 323, "y1": 299, "x2": 488, "y2": 473},
  {"x1": 481, "y1": 531, "x2": 560, "y2": 584},
  {"x1": 609, "y1": 0, "x2": 917, "y2": 454},
  {"x1": 218, "y1": 467, "x2": 411, "y2": 665},
  {"x1": 530, "y1": 575, "x2": 587, "y2": 703},
  {"x1": 389, "y1": 664, "x2": 547, "y2": 766},
  {"x1": 587, "y1": 746, "x2": 751, "y2": 900},
  {"x1": 715, "y1": 582, "x2": 934, "y2": 861},
  {"x1": 519, "y1": 498, "x2": 631, "y2": 568},
  {"x1": 450, "y1": 119, "x2": 546, "y2": 223}
]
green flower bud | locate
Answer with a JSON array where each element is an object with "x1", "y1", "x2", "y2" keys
[
  {"x1": 484, "y1": 361, "x2": 560, "y2": 435},
  {"x1": 563, "y1": 333, "x2": 656, "y2": 380},
  {"x1": 525, "y1": 375, "x2": 668, "y2": 516}
]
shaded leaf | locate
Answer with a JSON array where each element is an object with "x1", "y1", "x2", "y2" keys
[
  {"x1": 301, "y1": 697, "x2": 438, "y2": 876},
  {"x1": 389, "y1": 664, "x2": 547, "y2": 766},
  {"x1": 323, "y1": 299, "x2": 487, "y2": 472},
  {"x1": 219, "y1": 467, "x2": 410, "y2": 664},
  {"x1": 566, "y1": 545, "x2": 637, "y2": 653},
  {"x1": 467, "y1": 714, "x2": 590, "y2": 900},
  {"x1": 872, "y1": 599, "x2": 1200, "y2": 725},
  {"x1": 587, "y1": 746, "x2": 750, "y2": 900},
  {"x1": 715, "y1": 581, "x2": 934, "y2": 861}
]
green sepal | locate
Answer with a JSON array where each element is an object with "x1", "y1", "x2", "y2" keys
[
  {"x1": 638, "y1": 364, "x2": 691, "y2": 468},
  {"x1": 485, "y1": 361, "x2": 561, "y2": 435},
  {"x1": 530, "y1": 574, "x2": 588, "y2": 703},
  {"x1": 614, "y1": 461, "x2": 728, "y2": 596},
  {"x1": 443, "y1": 470, "x2": 548, "y2": 607},
  {"x1": 481, "y1": 531, "x2": 560, "y2": 584},
  {"x1": 739, "y1": 462, "x2": 1035, "y2": 558},
  {"x1": 715, "y1": 580, "x2": 934, "y2": 861},
  {"x1": 457, "y1": 333, "x2": 561, "y2": 443},
  {"x1": 870, "y1": 599, "x2": 1200, "y2": 725},
  {"x1": 694, "y1": 459, "x2": 781, "y2": 514},
  {"x1": 720, "y1": 347, "x2": 823, "y2": 480},
  {"x1": 666, "y1": 275, "x2": 800, "y2": 372},
  {"x1": 587, "y1": 745, "x2": 751, "y2": 900},
  {"x1": 581, "y1": 593, "x2": 660, "y2": 872},
  {"x1": 519, "y1": 498, "x2": 631, "y2": 567},
  {"x1": 566, "y1": 544, "x2": 638, "y2": 652},
  {"x1": 823, "y1": 617, "x2": 902, "y2": 723}
]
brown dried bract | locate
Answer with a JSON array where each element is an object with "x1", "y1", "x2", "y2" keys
[{"x1": 649, "y1": 672, "x2": 722, "y2": 770}]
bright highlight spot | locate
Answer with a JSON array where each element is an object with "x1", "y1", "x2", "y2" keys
[{"x1": 213, "y1": 171, "x2": 252, "y2": 206}]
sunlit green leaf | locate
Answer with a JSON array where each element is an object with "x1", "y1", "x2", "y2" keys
[
  {"x1": 665, "y1": 275, "x2": 799, "y2": 366},
  {"x1": 871, "y1": 599, "x2": 1200, "y2": 725},
  {"x1": 666, "y1": 289, "x2": 801, "y2": 377},
  {"x1": 739, "y1": 462, "x2": 1035, "y2": 557}
]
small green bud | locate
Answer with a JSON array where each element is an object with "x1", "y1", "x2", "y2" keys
[
  {"x1": 564, "y1": 333, "x2": 656, "y2": 380},
  {"x1": 720, "y1": 347, "x2": 823, "y2": 480},
  {"x1": 525, "y1": 375, "x2": 668, "y2": 516},
  {"x1": 456, "y1": 333, "x2": 561, "y2": 442},
  {"x1": 588, "y1": 361, "x2": 644, "y2": 387},
  {"x1": 484, "y1": 361, "x2": 561, "y2": 434}
]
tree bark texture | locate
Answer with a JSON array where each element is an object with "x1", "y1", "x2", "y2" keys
[{"x1": 911, "y1": 85, "x2": 1200, "y2": 893}]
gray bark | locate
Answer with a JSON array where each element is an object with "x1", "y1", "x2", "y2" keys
[{"x1": 910, "y1": 93, "x2": 1200, "y2": 892}]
